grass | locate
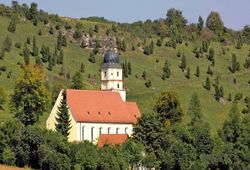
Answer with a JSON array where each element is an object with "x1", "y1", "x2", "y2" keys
[{"x1": 0, "y1": 16, "x2": 249, "y2": 133}]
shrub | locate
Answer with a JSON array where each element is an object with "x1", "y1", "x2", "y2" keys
[
  {"x1": 15, "y1": 42, "x2": 21, "y2": 48},
  {"x1": 145, "y1": 80, "x2": 152, "y2": 88}
]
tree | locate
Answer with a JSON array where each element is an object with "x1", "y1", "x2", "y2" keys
[
  {"x1": 162, "y1": 59, "x2": 171, "y2": 80},
  {"x1": 128, "y1": 62, "x2": 132, "y2": 75},
  {"x1": 49, "y1": 26, "x2": 54, "y2": 34},
  {"x1": 56, "y1": 90, "x2": 71, "y2": 137},
  {"x1": 123, "y1": 60, "x2": 129, "y2": 78},
  {"x1": 2, "y1": 146, "x2": 16, "y2": 166},
  {"x1": 26, "y1": 36, "x2": 31, "y2": 45},
  {"x1": 0, "y1": 87, "x2": 6, "y2": 109},
  {"x1": 80, "y1": 62, "x2": 85, "y2": 73},
  {"x1": 35, "y1": 55, "x2": 42, "y2": 65},
  {"x1": 71, "y1": 72, "x2": 83, "y2": 89},
  {"x1": 3, "y1": 36, "x2": 12, "y2": 52},
  {"x1": 186, "y1": 67, "x2": 191, "y2": 79},
  {"x1": 32, "y1": 36, "x2": 38, "y2": 56},
  {"x1": 62, "y1": 36, "x2": 67, "y2": 47},
  {"x1": 220, "y1": 103, "x2": 242, "y2": 143},
  {"x1": 154, "y1": 91, "x2": 183, "y2": 124},
  {"x1": 166, "y1": 8, "x2": 187, "y2": 29},
  {"x1": 156, "y1": 39, "x2": 162, "y2": 47},
  {"x1": 197, "y1": 16, "x2": 204, "y2": 34},
  {"x1": 207, "y1": 65, "x2": 213, "y2": 76},
  {"x1": 145, "y1": 80, "x2": 152, "y2": 88},
  {"x1": 58, "y1": 49, "x2": 64, "y2": 64},
  {"x1": 144, "y1": 45, "x2": 150, "y2": 55},
  {"x1": 57, "y1": 31, "x2": 63, "y2": 50},
  {"x1": 231, "y1": 53, "x2": 240, "y2": 73},
  {"x1": 196, "y1": 66, "x2": 200, "y2": 77},
  {"x1": 142, "y1": 71, "x2": 147, "y2": 80},
  {"x1": 8, "y1": 19, "x2": 16, "y2": 33},
  {"x1": 208, "y1": 48, "x2": 215, "y2": 63},
  {"x1": 204, "y1": 76, "x2": 211, "y2": 90},
  {"x1": 11, "y1": 65, "x2": 50, "y2": 126},
  {"x1": 88, "y1": 53, "x2": 96, "y2": 63},
  {"x1": 23, "y1": 44, "x2": 30, "y2": 65},
  {"x1": 180, "y1": 54, "x2": 187, "y2": 71},
  {"x1": 206, "y1": 12, "x2": 224, "y2": 34},
  {"x1": 188, "y1": 93, "x2": 202, "y2": 124},
  {"x1": 94, "y1": 24, "x2": 99, "y2": 33}
]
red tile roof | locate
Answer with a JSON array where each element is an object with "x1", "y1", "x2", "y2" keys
[
  {"x1": 97, "y1": 134, "x2": 128, "y2": 147},
  {"x1": 66, "y1": 89, "x2": 141, "y2": 124}
]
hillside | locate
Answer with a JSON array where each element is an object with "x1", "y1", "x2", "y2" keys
[{"x1": 0, "y1": 9, "x2": 249, "y2": 133}]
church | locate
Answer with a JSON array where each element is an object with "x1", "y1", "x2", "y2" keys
[{"x1": 46, "y1": 50, "x2": 141, "y2": 145}]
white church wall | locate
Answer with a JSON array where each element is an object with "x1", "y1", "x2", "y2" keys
[{"x1": 76, "y1": 122, "x2": 133, "y2": 143}]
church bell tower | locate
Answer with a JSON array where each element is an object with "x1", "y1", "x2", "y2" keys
[{"x1": 101, "y1": 50, "x2": 126, "y2": 101}]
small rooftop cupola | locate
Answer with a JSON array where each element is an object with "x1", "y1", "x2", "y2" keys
[{"x1": 101, "y1": 50, "x2": 126, "y2": 101}]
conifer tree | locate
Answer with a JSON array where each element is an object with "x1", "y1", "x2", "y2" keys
[
  {"x1": 62, "y1": 36, "x2": 67, "y2": 47},
  {"x1": 142, "y1": 71, "x2": 147, "y2": 80},
  {"x1": 128, "y1": 62, "x2": 132, "y2": 75},
  {"x1": 204, "y1": 76, "x2": 211, "y2": 90},
  {"x1": 231, "y1": 53, "x2": 239, "y2": 73},
  {"x1": 56, "y1": 89, "x2": 71, "y2": 137},
  {"x1": 58, "y1": 49, "x2": 64, "y2": 64},
  {"x1": 48, "y1": 57, "x2": 53, "y2": 71},
  {"x1": 80, "y1": 39, "x2": 87, "y2": 48},
  {"x1": 188, "y1": 93, "x2": 202, "y2": 124},
  {"x1": 124, "y1": 60, "x2": 129, "y2": 78},
  {"x1": 197, "y1": 16, "x2": 204, "y2": 34},
  {"x1": 23, "y1": 44, "x2": 30, "y2": 65},
  {"x1": 26, "y1": 36, "x2": 31, "y2": 45},
  {"x1": 3, "y1": 36, "x2": 12, "y2": 52},
  {"x1": 80, "y1": 62, "x2": 85, "y2": 73},
  {"x1": 57, "y1": 31, "x2": 63, "y2": 50},
  {"x1": 8, "y1": 19, "x2": 16, "y2": 33},
  {"x1": 177, "y1": 50, "x2": 181, "y2": 58},
  {"x1": 156, "y1": 39, "x2": 162, "y2": 47},
  {"x1": 186, "y1": 67, "x2": 191, "y2": 79},
  {"x1": 180, "y1": 54, "x2": 187, "y2": 71},
  {"x1": 32, "y1": 36, "x2": 38, "y2": 56},
  {"x1": 162, "y1": 59, "x2": 171, "y2": 80},
  {"x1": 196, "y1": 66, "x2": 200, "y2": 77},
  {"x1": 88, "y1": 53, "x2": 96, "y2": 63},
  {"x1": 71, "y1": 72, "x2": 83, "y2": 89},
  {"x1": 35, "y1": 55, "x2": 42, "y2": 65},
  {"x1": 207, "y1": 65, "x2": 213, "y2": 76}
]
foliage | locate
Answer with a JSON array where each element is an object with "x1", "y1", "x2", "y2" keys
[
  {"x1": 162, "y1": 59, "x2": 171, "y2": 79},
  {"x1": 3, "y1": 36, "x2": 12, "y2": 52},
  {"x1": 154, "y1": 91, "x2": 183, "y2": 124},
  {"x1": 71, "y1": 72, "x2": 83, "y2": 89},
  {"x1": 0, "y1": 87, "x2": 6, "y2": 109},
  {"x1": 56, "y1": 90, "x2": 71, "y2": 137},
  {"x1": 10, "y1": 65, "x2": 50, "y2": 126},
  {"x1": 7, "y1": 19, "x2": 16, "y2": 33},
  {"x1": 206, "y1": 11, "x2": 224, "y2": 35}
]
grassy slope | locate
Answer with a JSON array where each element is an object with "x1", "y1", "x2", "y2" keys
[{"x1": 0, "y1": 16, "x2": 249, "y2": 132}]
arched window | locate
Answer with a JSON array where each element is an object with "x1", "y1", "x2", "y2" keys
[
  {"x1": 117, "y1": 83, "x2": 119, "y2": 89},
  {"x1": 107, "y1": 127, "x2": 111, "y2": 134},
  {"x1": 99, "y1": 127, "x2": 102, "y2": 135},
  {"x1": 91, "y1": 127, "x2": 94, "y2": 142},
  {"x1": 104, "y1": 71, "x2": 107, "y2": 77},
  {"x1": 116, "y1": 128, "x2": 119, "y2": 134},
  {"x1": 125, "y1": 127, "x2": 128, "y2": 134},
  {"x1": 117, "y1": 71, "x2": 119, "y2": 77},
  {"x1": 82, "y1": 126, "x2": 85, "y2": 141}
]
